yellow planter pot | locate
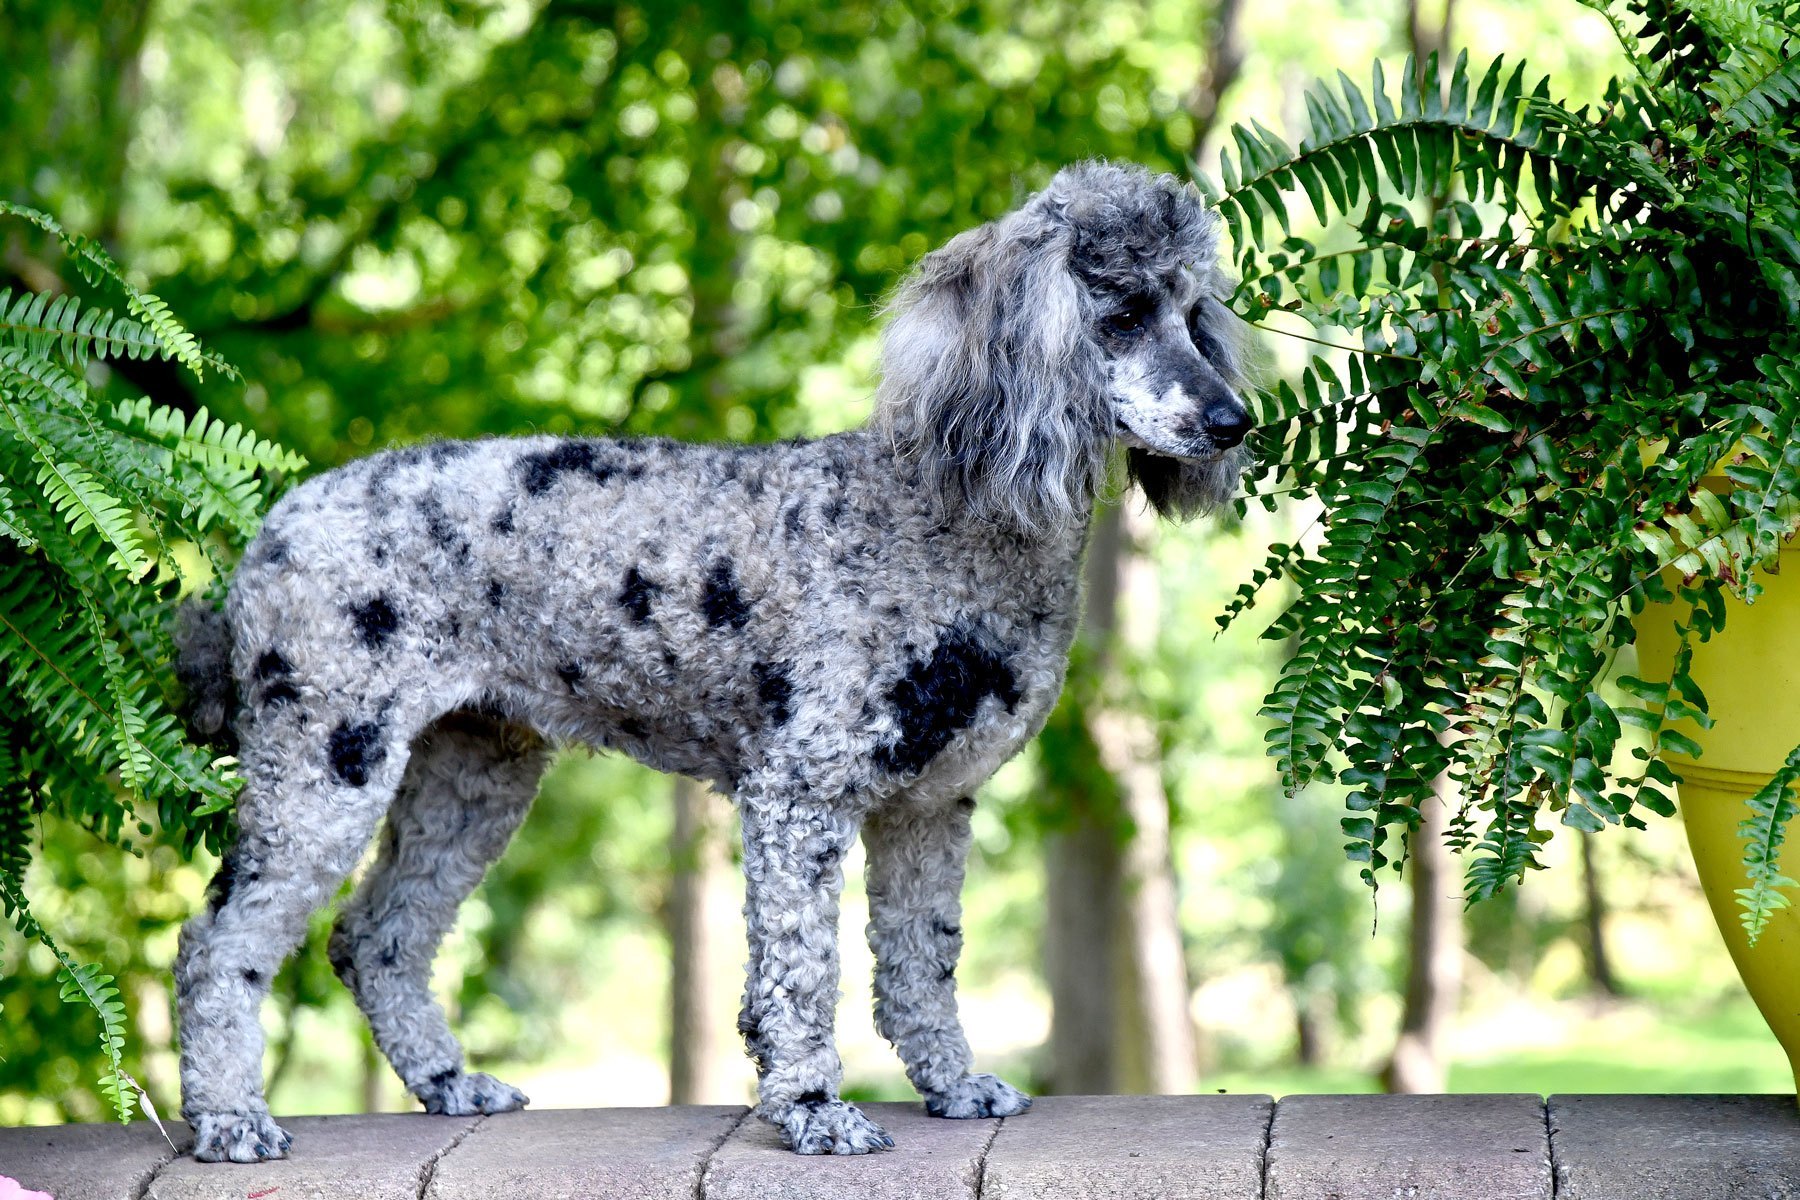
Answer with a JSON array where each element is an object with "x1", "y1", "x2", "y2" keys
[{"x1": 1633, "y1": 537, "x2": 1800, "y2": 1094}]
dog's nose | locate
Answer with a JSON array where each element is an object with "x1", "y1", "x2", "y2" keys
[{"x1": 1202, "y1": 397, "x2": 1252, "y2": 449}]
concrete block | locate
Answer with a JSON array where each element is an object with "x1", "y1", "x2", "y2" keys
[
  {"x1": 1265, "y1": 1093, "x2": 1551, "y2": 1200},
  {"x1": 981, "y1": 1094, "x2": 1274, "y2": 1200},
  {"x1": 426, "y1": 1106, "x2": 747, "y2": 1200},
  {"x1": 1549, "y1": 1093, "x2": 1800, "y2": 1199},
  {"x1": 0, "y1": 1119, "x2": 186, "y2": 1200},
  {"x1": 703, "y1": 1102, "x2": 997, "y2": 1200},
  {"x1": 148, "y1": 1113, "x2": 480, "y2": 1200}
]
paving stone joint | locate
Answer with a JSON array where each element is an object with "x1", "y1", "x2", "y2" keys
[{"x1": 3, "y1": 1094, "x2": 1797, "y2": 1199}]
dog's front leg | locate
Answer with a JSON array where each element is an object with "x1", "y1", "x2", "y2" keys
[
  {"x1": 736, "y1": 776, "x2": 893, "y2": 1154},
  {"x1": 864, "y1": 797, "x2": 1032, "y2": 1119}
]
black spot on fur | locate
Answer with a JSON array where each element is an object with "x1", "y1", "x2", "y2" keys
[
  {"x1": 783, "y1": 503, "x2": 806, "y2": 537},
  {"x1": 258, "y1": 538, "x2": 288, "y2": 566},
  {"x1": 349, "y1": 595, "x2": 401, "y2": 648},
  {"x1": 252, "y1": 649, "x2": 291, "y2": 682},
  {"x1": 372, "y1": 543, "x2": 389, "y2": 565},
  {"x1": 806, "y1": 846, "x2": 841, "y2": 888},
  {"x1": 753, "y1": 661, "x2": 794, "y2": 725},
  {"x1": 557, "y1": 661, "x2": 584, "y2": 690},
  {"x1": 207, "y1": 850, "x2": 240, "y2": 913},
  {"x1": 487, "y1": 579, "x2": 506, "y2": 608},
  {"x1": 491, "y1": 506, "x2": 515, "y2": 534},
  {"x1": 619, "y1": 717, "x2": 647, "y2": 739},
  {"x1": 957, "y1": 796, "x2": 977, "y2": 813},
  {"x1": 618, "y1": 567, "x2": 660, "y2": 623},
  {"x1": 519, "y1": 440, "x2": 618, "y2": 495},
  {"x1": 795, "y1": 1090, "x2": 830, "y2": 1109},
  {"x1": 428, "y1": 440, "x2": 472, "y2": 464},
  {"x1": 933, "y1": 919, "x2": 962, "y2": 939},
  {"x1": 420, "y1": 493, "x2": 468, "y2": 560},
  {"x1": 242, "y1": 968, "x2": 262, "y2": 986},
  {"x1": 874, "y1": 625, "x2": 1021, "y2": 776},
  {"x1": 701, "y1": 558, "x2": 751, "y2": 630},
  {"x1": 939, "y1": 963, "x2": 956, "y2": 982},
  {"x1": 446, "y1": 616, "x2": 461, "y2": 639},
  {"x1": 327, "y1": 931, "x2": 355, "y2": 982},
  {"x1": 822, "y1": 496, "x2": 846, "y2": 525},
  {"x1": 251, "y1": 650, "x2": 297, "y2": 705},
  {"x1": 739, "y1": 1010, "x2": 771, "y2": 1076},
  {"x1": 328, "y1": 719, "x2": 386, "y2": 787},
  {"x1": 429, "y1": 1068, "x2": 460, "y2": 1088},
  {"x1": 260, "y1": 680, "x2": 300, "y2": 707}
]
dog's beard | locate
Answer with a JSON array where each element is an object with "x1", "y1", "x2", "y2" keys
[{"x1": 1126, "y1": 445, "x2": 1246, "y2": 520}]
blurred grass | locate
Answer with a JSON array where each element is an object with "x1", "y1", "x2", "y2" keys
[{"x1": 1204, "y1": 990, "x2": 1793, "y2": 1098}]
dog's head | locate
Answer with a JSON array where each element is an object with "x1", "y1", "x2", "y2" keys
[{"x1": 876, "y1": 160, "x2": 1251, "y2": 533}]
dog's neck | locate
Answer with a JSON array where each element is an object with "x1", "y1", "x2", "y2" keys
[{"x1": 844, "y1": 424, "x2": 1100, "y2": 571}]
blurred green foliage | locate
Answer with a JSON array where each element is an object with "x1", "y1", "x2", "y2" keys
[{"x1": 3, "y1": 0, "x2": 1759, "y2": 1126}]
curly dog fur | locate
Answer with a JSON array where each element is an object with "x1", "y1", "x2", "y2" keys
[{"x1": 171, "y1": 160, "x2": 1250, "y2": 1160}]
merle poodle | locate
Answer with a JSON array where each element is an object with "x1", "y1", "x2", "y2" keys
[{"x1": 172, "y1": 160, "x2": 1251, "y2": 1160}]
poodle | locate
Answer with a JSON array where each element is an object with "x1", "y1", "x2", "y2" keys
[{"x1": 171, "y1": 159, "x2": 1252, "y2": 1160}]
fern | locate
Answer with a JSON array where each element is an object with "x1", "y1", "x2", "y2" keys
[
  {"x1": 1211, "y1": 0, "x2": 1800, "y2": 923},
  {"x1": 0, "y1": 288, "x2": 166, "y2": 370},
  {"x1": 0, "y1": 201, "x2": 300, "y2": 1120}
]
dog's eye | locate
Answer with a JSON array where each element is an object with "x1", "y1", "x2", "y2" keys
[{"x1": 1102, "y1": 297, "x2": 1154, "y2": 337}]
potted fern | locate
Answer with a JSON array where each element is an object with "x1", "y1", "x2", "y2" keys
[
  {"x1": 0, "y1": 201, "x2": 302, "y2": 1117},
  {"x1": 1203, "y1": 0, "x2": 1800, "y2": 1080}
]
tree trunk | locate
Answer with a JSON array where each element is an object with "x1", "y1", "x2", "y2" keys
[
  {"x1": 667, "y1": 777, "x2": 744, "y2": 1104},
  {"x1": 1044, "y1": 502, "x2": 1128, "y2": 1093},
  {"x1": 1045, "y1": 805, "x2": 1124, "y2": 1092},
  {"x1": 1044, "y1": 504, "x2": 1200, "y2": 1094},
  {"x1": 1383, "y1": 782, "x2": 1464, "y2": 1093},
  {"x1": 1295, "y1": 1005, "x2": 1324, "y2": 1068},
  {"x1": 1041, "y1": 0, "x2": 1247, "y2": 1096},
  {"x1": 1101, "y1": 503, "x2": 1198, "y2": 1094},
  {"x1": 360, "y1": 1033, "x2": 388, "y2": 1113},
  {"x1": 1381, "y1": 0, "x2": 1465, "y2": 1101},
  {"x1": 1579, "y1": 833, "x2": 1623, "y2": 997}
]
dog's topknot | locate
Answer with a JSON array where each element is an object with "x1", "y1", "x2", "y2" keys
[{"x1": 1033, "y1": 160, "x2": 1221, "y2": 293}]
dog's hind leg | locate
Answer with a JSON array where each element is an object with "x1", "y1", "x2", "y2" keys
[
  {"x1": 863, "y1": 796, "x2": 1031, "y2": 1119},
  {"x1": 736, "y1": 773, "x2": 892, "y2": 1155},
  {"x1": 175, "y1": 702, "x2": 417, "y2": 1163},
  {"x1": 329, "y1": 711, "x2": 548, "y2": 1116}
]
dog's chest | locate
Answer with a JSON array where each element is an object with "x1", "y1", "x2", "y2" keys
[{"x1": 866, "y1": 597, "x2": 1077, "y2": 805}]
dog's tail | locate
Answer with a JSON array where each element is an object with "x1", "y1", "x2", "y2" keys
[{"x1": 174, "y1": 598, "x2": 237, "y2": 751}]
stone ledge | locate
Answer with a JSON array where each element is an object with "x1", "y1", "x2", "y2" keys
[{"x1": 2, "y1": 1095, "x2": 1796, "y2": 1200}]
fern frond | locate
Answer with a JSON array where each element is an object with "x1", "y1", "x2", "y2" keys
[
  {"x1": 83, "y1": 597, "x2": 154, "y2": 792},
  {"x1": 0, "y1": 874, "x2": 137, "y2": 1121},
  {"x1": 33, "y1": 457, "x2": 152, "y2": 578},
  {"x1": 0, "y1": 288, "x2": 165, "y2": 370},
  {"x1": 114, "y1": 399, "x2": 308, "y2": 475},
  {"x1": 1706, "y1": 37, "x2": 1800, "y2": 128},
  {"x1": 1738, "y1": 743, "x2": 1800, "y2": 942},
  {"x1": 0, "y1": 475, "x2": 36, "y2": 549},
  {"x1": 0, "y1": 201, "x2": 236, "y2": 382}
]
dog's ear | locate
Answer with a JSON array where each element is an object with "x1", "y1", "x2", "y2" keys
[{"x1": 875, "y1": 211, "x2": 1110, "y2": 533}]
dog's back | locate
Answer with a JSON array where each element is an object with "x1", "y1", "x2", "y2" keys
[{"x1": 184, "y1": 429, "x2": 1078, "y2": 790}]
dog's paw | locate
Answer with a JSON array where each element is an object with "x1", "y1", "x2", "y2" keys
[
  {"x1": 189, "y1": 1111, "x2": 293, "y2": 1163},
  {"x1": 416, "y1": 1069, "x2": 530, "y2": 1116},
  {"x1": 923, "y1": 1073, "x2": 1032, "y2": 1119},
  {"x1": 775, "y1": 1097, "x2": 895, "y2": 1155}
]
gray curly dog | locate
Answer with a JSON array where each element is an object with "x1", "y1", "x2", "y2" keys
[{"x1": 171, "y1": 160, "x2": 1251, "y2": 1160}]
